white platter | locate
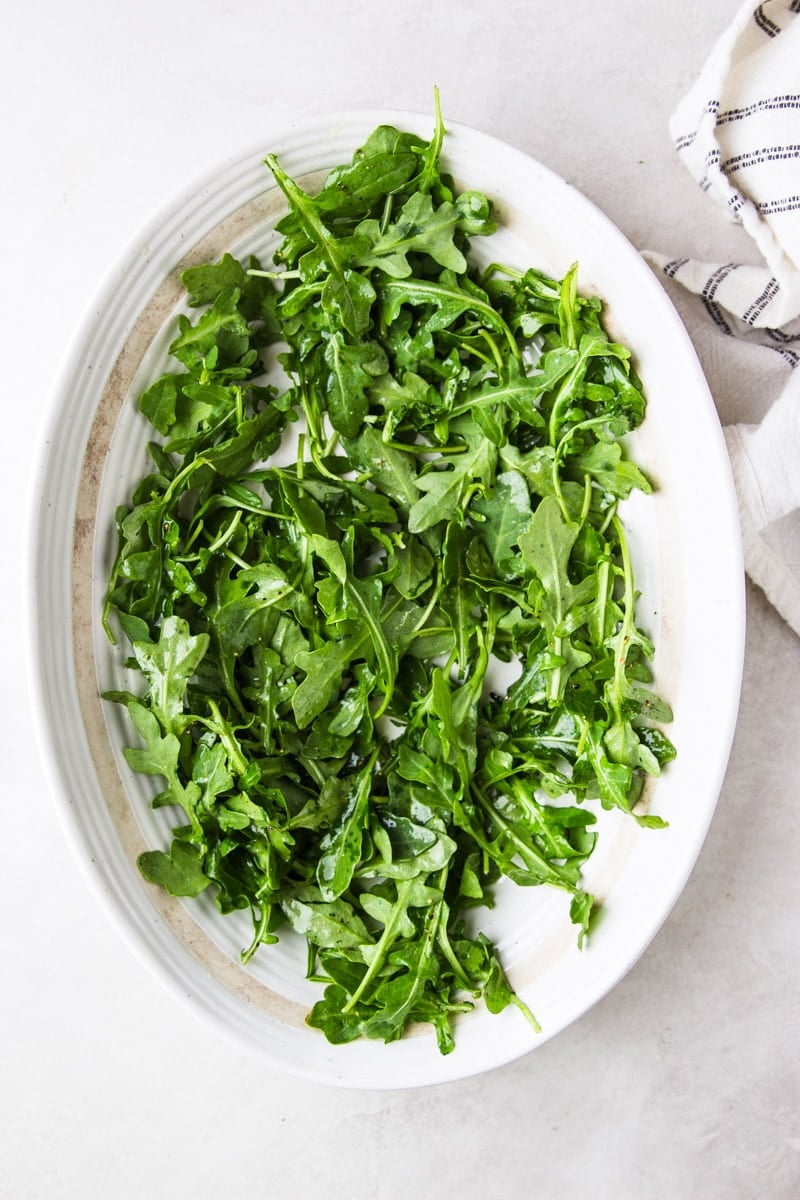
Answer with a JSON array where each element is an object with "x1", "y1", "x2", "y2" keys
[{"x1": 29, "y1": 109, "x2": 745, "y2": 1089}]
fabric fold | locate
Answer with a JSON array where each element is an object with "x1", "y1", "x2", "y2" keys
[{"x1": 645, "y1": 0, "x2": 800, "y2": 636}]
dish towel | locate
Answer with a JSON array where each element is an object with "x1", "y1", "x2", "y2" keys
[{"x1": 646, "y1": 0, "x2": 800, "y2": 637}]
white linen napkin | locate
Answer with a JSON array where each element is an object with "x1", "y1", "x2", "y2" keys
[{"x1": 646, "y1": 0, "x2": 800, "y2": 636}]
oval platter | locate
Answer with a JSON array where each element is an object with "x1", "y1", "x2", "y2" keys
[{"x1": 30, "y1": 110, "x2": 745, "y2": 1089}]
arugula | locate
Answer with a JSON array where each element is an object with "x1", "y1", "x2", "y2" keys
[{"x1": 104, "y1": 94, "x2": 674, "y2": 1054}]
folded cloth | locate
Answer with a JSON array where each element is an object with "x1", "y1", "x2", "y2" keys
[{"x1": 646, "y1": 0, "x2": 800, "y2": 636}]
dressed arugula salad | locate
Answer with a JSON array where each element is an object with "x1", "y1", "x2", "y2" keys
[{"x1": 104, "y1": 95, "x2": 674, "y2": 1053}]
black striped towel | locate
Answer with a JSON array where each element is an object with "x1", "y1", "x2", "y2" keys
[{"x1": 648, "y1": 0, "x2": 800, "y2": 636}]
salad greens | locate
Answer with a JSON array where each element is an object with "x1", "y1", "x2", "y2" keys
[{"x1": 104, "y1": 96, "x2": 674, "y2": 1054}]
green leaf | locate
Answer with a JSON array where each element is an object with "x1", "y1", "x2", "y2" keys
[
  {"x1": 356, "y1": 192, "x2": 468, "y2": 277},
  {"x1": 392, "y1": 537, "x2": 434, "y2": 599},
  {"x1": 123, "y1": 701, "x2": 181, "y2": 778},
  {"x1": 315, "y1": 149, "x2": 419, "y2": 216},
  {"x1": 306, "y1": 985, "x2": 364, "y2": 1044},
  {"x1": 381, "y1": 275, "x2": 516, "y2": 352},
  {"x1": 182, "y1": 252, "x2": 249, "y2": 305},
  {"x1": 322, "y1": 332, "x2": 387, "y2": 436},
  {"x1": 192, "y1": 740, "x2": 233, "y2": 805},
  {"x1": 131, "y1": 616, "x2": 210, "y2": 734},
  {"x1": 292, "y1": 636, "x2": 364, "y2": 729},
  {"x1": 138, "y1": 841, "x2": 210, "y2": 898},
  {"x1": 139, "y1": 375, "x2": 179, "y2": 435},
  {"x1": 321, "y1": 270, "x2": 376, "y2": 339},
  {"x1": 344, "y1": 576, "x2": 396, "y2": 713},
  {"x1": 574, "y1": 441, "x2": 652, "y2": 498},
  {"x1": 360, "y1": 890, "x2": 416, "y2": 939},
  {"x1": 439, "y1": 519, "x2": 476, "y2": 676},
  {"x1": 365, "y1": 813, "x2": 457, "y2": 880},
  {"x1": 169, "y1": 286, "x2": 250, "y2": 364},
  {"x1": 569, "y1": 890, "x2": 596, "y2": 948},
  {"x1": 408, "y1": 437, "x2": 496, "y2": 533},
  {"x1": 341, "y1": 427, "x2": 420, "y2": 513},
  {"x1": 213, "y1": 564, "x2": 292, "y2": 658},
  {"x1": 281, "y1": 895, "x2": 372, "y2": 950},
  {"x1": 327, "y1": 666, "x2": 374, "y2": 737},
  {"x1": 316, "y1": 753, "x2": 377, "y2": 900},
  {"x1": 518, "y1": 495, "x2": 579, "y2": 603},
  {"x1": 473, "y1": 469, "x2": 533, "y2": 579}
]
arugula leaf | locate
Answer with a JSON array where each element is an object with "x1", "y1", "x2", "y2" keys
[
  {"x1": 281, "y1": 893, "x2": 372, "y2": 950},
  {"x1": 473, "y1": 469, "x2": 534, "y2": 578},
  {"x1": 169, "y1": 286, "x2": 251, "y2": 367},
  {"x1": 316, "y1": 751, "x2": 378, "y2": 901},
  {"x1": 138, "y1": 842, "x2": 210, "y2": 898},
  {"x1": 408, "y1": 436, "x2": 496, "y2": 533},
  {"x1": 122, "y1": 701, "x2": 183, "y2": 779},
  {"x1": 131, "y1": 616, "x2": 209, "y2": 735},
  {"x1": 574, "y1": 441, "x2": 653, "y2": 499},
  {"x1": 340, "y1": 427, "x2": 420, "y2": 513},
  {"x1": 292, "y1": 636, "x2": 365, "y2": 729},
  {"x1": 322, "y1": 332, "x2": 388, "y2": 436},
  {"x1": 355, "y1": 192, "x2": 471, "y2": 277}
]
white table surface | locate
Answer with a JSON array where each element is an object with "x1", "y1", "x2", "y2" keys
[{"x1": 4, "y1": 1, "x2": 799, "y2": 1197}]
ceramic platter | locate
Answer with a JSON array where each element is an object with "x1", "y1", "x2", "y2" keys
[{"x1": 30, "y1": 111, "x2": 745, "y2": 1089}]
